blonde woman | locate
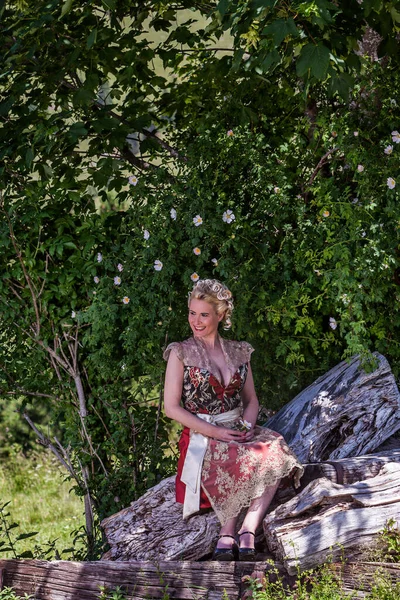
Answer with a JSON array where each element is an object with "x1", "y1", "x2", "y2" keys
[{"x1": 164, "y1": 279, "x2": 303, "y2": 561}]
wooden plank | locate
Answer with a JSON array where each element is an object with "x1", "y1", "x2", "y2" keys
[
  {"x1": 329, "y1": 561, "x2": 400, "y2": 596},
  {"x1": 0, "y1": 559, "x2": 264, "y2": 600},
  {"x1": 1, "y1": 558, "x2": 399, "y2": 598}
]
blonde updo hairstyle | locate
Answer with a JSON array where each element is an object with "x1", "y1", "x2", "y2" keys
[{"x1": 188, "y1": 279, "x2": 233, "y2": 329}]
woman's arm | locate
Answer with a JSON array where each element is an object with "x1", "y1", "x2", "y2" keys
[
  {"x1": 241, "y1": 363, "x2": 259, "y2": 440},
  {"x1": 164, "y1": 350, "x2": 247, "y2": 443}
]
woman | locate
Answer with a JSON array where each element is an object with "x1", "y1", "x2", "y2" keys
[{"x1": 164, "y1": 279, "x2": 303, "y2": 561}]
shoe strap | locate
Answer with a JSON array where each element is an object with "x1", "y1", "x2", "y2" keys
[
  {"x1": 238, "y1": 531, "x2": 255, "y2": 537},
  {"x1": 218, "y1": 534, "x2": 236, "y2": 541}
]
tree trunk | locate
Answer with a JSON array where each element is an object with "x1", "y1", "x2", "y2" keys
[
  {"x1": 101, "y1": 353, "x2": 400, "y2": 565},
  {"x1": 264, "y1": 462, "x2": 400, "y2": 575},
  {"x1": 101, "y1": 476, "x2": 220, "y2": 561},
  {"x1": 101, "y1": 450, "x2": 400, "y2": 562},
  {"x1": 265, "y1": 353, "x2": 400, "y2": 462}
]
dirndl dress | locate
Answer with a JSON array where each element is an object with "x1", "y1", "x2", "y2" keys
[{"x1": 164, "y1": 336, "x2": 303, "y2": 525}]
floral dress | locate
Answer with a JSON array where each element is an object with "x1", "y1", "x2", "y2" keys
[{"x1": 164, "y1": 336, "x2": 303, "y2": 525}]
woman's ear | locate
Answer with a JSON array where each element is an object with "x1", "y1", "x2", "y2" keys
[{"x1": 217, "y1": 312, "x2": 224, "y2": 322}]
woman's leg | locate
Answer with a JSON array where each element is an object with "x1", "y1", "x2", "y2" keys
[
  {"x1": 238, "y1": 481, "x2": 280, "y2": 549},
  {"x1": 216, "y1": 516, "x2": 238, "y2": 549}
]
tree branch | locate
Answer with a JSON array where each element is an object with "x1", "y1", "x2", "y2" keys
[
  {"x1": 2, "y1": 201, "x2": 41, "y2": 337},
  {"x1": 22, "y1": 411, "x2": 84, "y2": 489},
  {"x1": 5, "y1": 389, "x2": 56, "y2": 399},
  {"x1": 307, "y1": 147, "x2": 340, "y2": 188}
]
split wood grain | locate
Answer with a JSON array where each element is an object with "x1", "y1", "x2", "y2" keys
[
  {"x1": 265, "y1": 353, "x2": 400, "y2": 462},
  {"x1": 0, "y1": 559, "x2": 261, "y2": 600},
  {"x1": 264, "y1": 464, "x2": 400, "y2": 575}
]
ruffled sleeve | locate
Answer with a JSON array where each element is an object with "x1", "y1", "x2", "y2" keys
[
  {"x1": 240, "y1": 341, "x2": 255, "y2": 363},
  {"x1": 163, "y1": 342, "x2": 184, "y2": 362}
]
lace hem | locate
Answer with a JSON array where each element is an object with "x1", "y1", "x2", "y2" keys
[
  {"x1": 200, "y1": 427, "x2": 304, "y2": 526},
  {"x1": 202, "y1": 460, "x2": 303, "y2": 526}
]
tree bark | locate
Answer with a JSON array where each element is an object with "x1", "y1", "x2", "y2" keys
[
  {"x1": 101, "y1": 451, "x2": 400, "y2": 562},
  {"x1": 265, "y1": 353, "x2": 400, "y2": 463},
  {"x1": 101, "y1": 476, "x2": 220, "y2": 562},
  {"x1": 264, "y1": 462, "x2": 400, "y2": 575}
]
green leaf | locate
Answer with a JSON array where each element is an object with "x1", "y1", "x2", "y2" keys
[
  {"x1": 262, "y1": 18, "x2": 299, "y2": 48},
  {"x1": 257, "y1": 49, "x2": 280, "y2": 73},
  {"x1": 16, "y1": 532, "x2": 39, "y2": 540},
  {"x1": 231, "y1": 49, "x2": 244, "y2": 72},
  {"x1": 25, "y1": 147, "x2": 34, "y2": 169},
  {"x1": 327, "y1": 73, "x2": 353, "y2": 99},
  {"x1": 102, "y1": 0, "x2": 116, "y2": 9},
  {"x1": 217, "y1": 0, "x2": 230, "y2": 17},
  {"x1": 19, "y1": 550, "x2": 34, "y2": 558},
  {"x1": 86, "y1": 28, "x2": 97, "y2": 49},
  {"x1": 60, "y1": 0, "x2": 74, "y2": 18},
  {"x1": 390, "y1": 6, "x2": 400, "y2": 23},
  {"x1": 296, "y1": 43, "x2": 330, "y2": 80}
]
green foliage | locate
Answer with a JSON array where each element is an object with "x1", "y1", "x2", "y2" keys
[
  {"x1": 379, "y1": 519, "x2": 400, "y2": 563},
  {"x1": 213, "y1": 0, "x2": 400, "y2": 98},
  {"x1": 245, "y1": 560, "x2": 400, "y2": 600},
  {"x1": 98, "y1": 586, "x2": 129, "y2": 600},
  {"x1": 245, "y1": 563, "x2": 349, "y2": 600},
  {"x1": 1, "y1": 0, "x2": 400, "y2": 556},
  {"x1": 0, "y1": 450, "x2": 85, "y2": 559},
  {"x1": 0, "y1": 589, "x2": 32, "y2": 600},
  {"x1": 369, "y1": 578, "x2": 400, "y2": 600},
  {"x1": 0, "y1": 396, "x2": 53, "y2": 459},
  {"x1": 0, "y1": 501, "x2": 41, "y2": 559}
]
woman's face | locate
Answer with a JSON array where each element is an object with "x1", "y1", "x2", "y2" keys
[{"x1": 188, "y1": 298, "x2": 223, "y2": 339}]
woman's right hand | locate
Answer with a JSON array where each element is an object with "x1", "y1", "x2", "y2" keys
[{"x1": 211, "y1": 426, "x2": 247, "y2": 443}]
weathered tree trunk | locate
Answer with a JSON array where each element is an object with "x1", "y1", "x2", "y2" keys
[
  {"x1": 102, "y1": 354, "x2": 400, "y2": 565},
  {"x1": 101, "y1": 450, "x2": 400, "y2": 562},
  {"x1": 101, "y1": 476, "x2": 220, "y2": 561},
  {"x1": 265, "y1": 353, "x2": 400, "y2": 462},
  {"x1": 264, "y1": 462, "x2": 400, "y2": 575},
  {"x1": 297, "y1": 448, "x2": 400, "y2": 489}
]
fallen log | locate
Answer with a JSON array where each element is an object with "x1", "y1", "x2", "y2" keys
[
  {"x1": 329, "y1": 561, "x2": 400, "y2": 599},
  {"x1": 0, "y1": 558, "x2": 264, "y2": 600},
  {"x1": 101, "y1": 476, "x2": 220, "y2": 561},
  {"x1": 297, "y1": 448, "x2": 400, "y2": 489},
  {"x1": 265, "y1": 353, "x2": 400, "y2": 462},
  {"x1": 263, "y1": 462, "x2": 400, "y2": 576},
  {"x1": 102, "y1": 450, "x2": 400, "y2": 562},
  {"x1": 1, "y1": 557, "x2": 399, "y2": 600},
  {"x1": 101, "y1": 353, "x2": 400, "y2": 565}
]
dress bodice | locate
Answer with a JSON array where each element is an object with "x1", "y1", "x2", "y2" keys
[
  {"x1": 182, "y1": 364, "x2": 248, "y2": 415},
  {"x1": 163, "y1": 336, "x2": 254, "y2": 416}
]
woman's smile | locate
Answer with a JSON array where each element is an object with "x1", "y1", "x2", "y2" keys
[{"x1": 188, "y1": 298, "x2": 222, "y2": 340}]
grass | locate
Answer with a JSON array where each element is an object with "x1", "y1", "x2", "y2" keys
[
  {"x1": 1, "y1": 449, "x2": 400, "y2": 600},
  {"x1": 245, "y1": 562, "x2": 400, "y2": 600},
  {"x1": 0, "y1": 448, "x2": 85, "y2": 558}
]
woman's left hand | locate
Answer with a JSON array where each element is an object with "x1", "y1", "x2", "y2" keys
[{"x1": 242, "y1": 427, "x2": 256, "y2": 442}]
